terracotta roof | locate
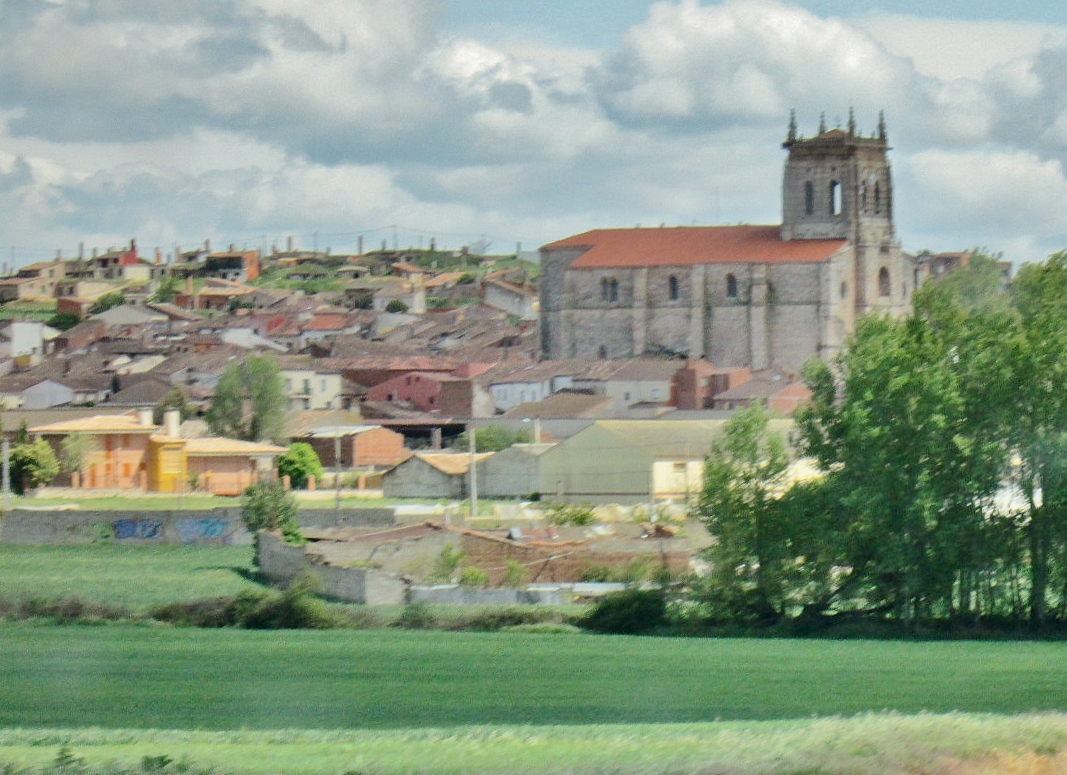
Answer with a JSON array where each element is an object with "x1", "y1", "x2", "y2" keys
[
  {"x1": 31, "y1": 414, "x2": 157, "y2": 434},
  {"x1": 412, "y1": 451, "x2": 493, "y2": 475},
  {"x1": 303, "y1": 314, "x2": 350, "y2": 332},
  {"x1": 424, "y1": 271, "x2": 466, "y2": 288},
  {"x1": 502, "y1": 392, "x2": 615, "y2": 419},
  {"x1": 543, "y1": 225, "x2": 847, "y2": 268},
  {"x1": 181, "y1": 437, "x2": 287, "y2": 456}
]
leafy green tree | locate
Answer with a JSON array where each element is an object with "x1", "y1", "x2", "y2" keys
[
  {"x1": 924, "y1": 248, "x2": 1009, "y2": 315},
  {"x1": 241, "y1": 481, "x2": 302, "y2": 559},
  {"x1": 149, "y1": 275, "x2": 180, "y2": 304},
  {"x1": 277, "y1": 443, "x2": 323, "y2": 490},
  {"x1": 9, "y1": 439, "x2": 60, "y2": 494},
  {"x1": 694, "y1": 403, "x2": 790, "y2": 619},
  {"x1": 45, "y1": 311, "x2": 82, "y2": 331},
  {"x1": 89, "y1": 291, "x2": 126, "y2": 315},
  {"x1": 58, "y1": 434, "x2": 98, "y2": 476},
  {"x1": 454, "y1": 425, "x2": 531, "y2": 452},
  {"x1": 205, "y1": 355, "x2": 286, "y2": 443},
  {"x1": 153, "y1": 386, "x2": 194, "y2": 424}
]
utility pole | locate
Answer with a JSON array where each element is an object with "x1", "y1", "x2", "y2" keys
[
  {"x1": 468, "y1": 428, "x2": 478, "y2": 521},
  {"x1": 334, "y1": 433, "x2": 341, "y2": 514}
]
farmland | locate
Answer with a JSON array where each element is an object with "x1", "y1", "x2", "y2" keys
[{"x1": 2, "y1": 546, "x2": 1067, "y2": 774}]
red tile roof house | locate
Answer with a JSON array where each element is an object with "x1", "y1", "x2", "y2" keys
[
  {"x1": 711, "y1": 372, "x2": 812, "y2": 416},
  {"x1": 671, "y1": 360, "x2": 752, "y2": 410}
]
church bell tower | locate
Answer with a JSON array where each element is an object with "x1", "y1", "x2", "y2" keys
[{"x1": 781, "y1": 109, "x2": 903, "y2": 315}]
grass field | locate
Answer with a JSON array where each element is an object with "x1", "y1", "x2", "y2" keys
[
  {"x1": 2, "y1": 625, "x2": 1067, "y2": 730},
  {"x1": 0, "y1": 545, "x2": 258, "y2": 611}
]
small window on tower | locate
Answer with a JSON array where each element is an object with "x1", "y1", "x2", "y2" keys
[
  {"x1": 874, "y1": 182, "x2": 882, "y2": 214},
  {"x1": 879, "y1": 267, "x2": 891, "y2": 298},
  {"x1": 726, "y1": 274, "x2": 738, "y2": 299},
  {"x1": 830, "y1": 181, "x2": 842, "y2": 215},
  {"x1": 840, "y1": 281, "x2": 847, "y2": 300},
  {"x1": 804, "y1": 181, "x2": 815, "y2": 215},
  {"x1": 668, "y1": 275, "x2": 679, "y2": 301}
]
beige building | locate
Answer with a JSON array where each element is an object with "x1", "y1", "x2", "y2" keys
[{"x1": 540, "y1": 111, "x2": 916, "y2": 372}]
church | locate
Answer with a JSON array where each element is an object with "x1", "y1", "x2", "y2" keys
[{"x1": 539, "y1": 111, "x2": 916, "y2": 372}]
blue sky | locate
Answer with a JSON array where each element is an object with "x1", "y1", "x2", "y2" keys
[{"x1": 0, "y1": 0, "x2": 1065, "y2": 269}]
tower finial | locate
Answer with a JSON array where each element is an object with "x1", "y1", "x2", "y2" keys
[
  {"x1": 848, "y1": 106, "x2": 856, "y2": 137},
  {"x1": 878, "y1": 110, "x2": 887, "y2": 141},
  {"x1": 787, "y1": 109, "x2": 797, "y2": 143},
  {"x1": 818, "y1": 112, "x2": 827, "y2": 135}
]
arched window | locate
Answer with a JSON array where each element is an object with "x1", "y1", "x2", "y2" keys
[
  {"x1": 600, "y1": 278, "x2": 610, "y2": 302},
  {"x1": 668, "y1": 275, "x2": 679, "y2": 301},
  {"x1": 839, "y1": 281, "x2": 847, "y2": 300},
  {"x1": 878, "y1": 267, "x2": 891, "y2": 298},
  {"x1": 804, "y1": 181, "x2": 815, "y2": 215},
  {"x1": 874, "y1": 182, "x2": 881, "y2": 214},
  {"x1": 726, "y1": 274, "x2": 738, "y2": 299},
  {"x1": 830, "y1": 181, "x2": 842, "y2": 215},
  {"x1": 609, "y1": 278, "x2": 619, "y2": 302}
]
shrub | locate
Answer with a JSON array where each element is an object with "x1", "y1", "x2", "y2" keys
[
  {"x1": 502, "y1": 559, "x2": 527, "y2": 588},
  {"x1": 8, "y1": 439, "x2": 60, "y2": 494},
  {"x1": 241, "y1": 481, "x2": 303, "y2": 558},
  {"x1": 277, "y1": 443, "x2": 323, "y2": 490},
  {"x1": 392, "y1": 602, "x2": 438, "y2": 629},
  {"x1": 545, "y1": 503, "x2": 596, "y2": 526},
  {"x1": 449, "y1": 608, "x2": 560, "y2": 632},
  {"x1": 578, "y1": 588, "x2": 668, "y2": 635},
  {"x1": 385, "y1": 299, "x2": 408, "y2": 313},
  {"x1": 428, "y1": 543, "x2": 463, "y2": 584},
  {"x1": 458, "y1": 566, "x2": 488, "y2": 588}
]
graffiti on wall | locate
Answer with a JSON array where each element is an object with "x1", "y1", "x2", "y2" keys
[
  {"x1": 177, "y1": 518, "x2": 237, "y2": 544},
  {"x1": 111, "y1": 519, "x2": 163, "y2": 540}
]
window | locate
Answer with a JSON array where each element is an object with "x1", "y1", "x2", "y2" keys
[
  {"x1": 830, "y1": 180, "x2": 842, "y2": 215},
  {"x1": 840, "y1": 281, "x2": 847, "y2": 300},
  {"x1": 804, "y1": 181, "x2": 815, "y2": 215},
  {"x1": 598, "y1": 345, "x2": 608, "y2": 359},
  {"x1": 874, "y1": 182, "x2": 881, "y2": 214},
  {"x1": 878, "y1": 267, "x2": 891, "y2": 298},
  {"x1": 609, "y1": 278, "x2": 618, "y2": 302},
  {"x1": 302, "y1": 379, "x2": 311, "y2": 394},
  {"x1": 668, "y1": 275, "x2": 679, "y2": 301},
  {"x1": 651, "y1": 388, "x2": 661, "y2": 400},
  {"x1": 726, "y1": 274, "x2": 738, "y2": 299}
]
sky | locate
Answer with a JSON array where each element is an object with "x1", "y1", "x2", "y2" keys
[{"x1": 1, "y1": 0, "x2": 1066, "y2": 270}]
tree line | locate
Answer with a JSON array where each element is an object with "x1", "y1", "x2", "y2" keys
[{"x1": 694, "y1": 251, "x2": 1067, "y2": 631}]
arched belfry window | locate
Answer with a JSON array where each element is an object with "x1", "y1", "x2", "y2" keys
[
  {"x1": 804, "y1": 181, "x2": 815, "y2": 215},
  {"x1": 668, "y1": 275, "x2": 679, "y2": 301},
  {"x1": 726, "y1": 273, "x2": 738, "y2": 299},
  {"x1": 878, "y1": 267, "x2": 891, "y2": 298},
  {"x1": 830, "y1": 181, "x2": 842, "y2": 216},
  {"x1": 874, "y1": 182, "x2": 882, "y2": 214}
]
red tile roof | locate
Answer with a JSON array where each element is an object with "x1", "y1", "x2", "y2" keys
[{"x1": 543, "y1": 225, "x2": 847, "y2": 268}]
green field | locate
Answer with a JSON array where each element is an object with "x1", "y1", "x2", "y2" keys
[
  {"x1": 2, "y1": 626, "x2": 1067, "y2": 729},
  {"x1": 2, "y1": 547, "x2": 1067, "y2": 774},
  {"x1": 0, "y1": 545, "x2": 258, "y2": 611}
]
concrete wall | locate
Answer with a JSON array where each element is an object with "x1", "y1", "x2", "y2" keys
[
  {"x1": 0, "y1": 506, "x2": 395, "y2": 545},
  {"x1": 256, "y1": 530, "x2": 407, "y2": 605}
]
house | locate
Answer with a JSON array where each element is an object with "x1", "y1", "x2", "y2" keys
[
  {"x1": 204, "y1": 248, "x2": 260, "y2": 282},
  {"x1": 297, "y1": 425, "x2": 411, "y2": 469},
  {"x1": 484, "y1": 277, "x2": 538, "y2": 320},
  {"x1": 587, "y1": 359, "x2": 684, "y2": 413},
  {"x1": 21, "y1": 376, "x2": 111, "y2": 409},
  {"x1": 381, "y1": 452, "x2": 492, "y2": 499},
  {"x1": 0, "y1": 321, "x2": 56, "y2": 366},
  {"x1": 279, "y1": 358, "x2": 344, "y2": 410},
  {"x1": 710, "y1": 373, "x2": 812, "y2": 415},
  {"x1": 671, "y1": 360, "x2": 751, "y2": 410},
  {"x1": 475, "y1": 442, "x2": 556, "y2": 499},
  {"x1": 540, "y1": 112, "x2": 915, "y2": 371},
  {"x1": 501, "y1": 392, "x2": 615, "y2": 420},
  {"x1": 30, "y1": 409, "x2": 285, "y2": 495},
  {"x1": 536, "y1": 419, "x2": 786, "y2": 504}
]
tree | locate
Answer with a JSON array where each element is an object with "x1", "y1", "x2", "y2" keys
[
  {"x1": 58, "y1": 434, "x2": 98, "y2": 476},
  {"x1": 694, "y1": 403, "x2": 790, "y2": 619},
  {"x1": 9, "y1": 439, "x2": 60, "y2": 494},
  {"x1": 454, "y1": 425, "x2": 531, "y2": 453},
  {"x1": 153, "y1": 386, "x2": 193, "y2": 424},
  {"x1": 241, "y1": 481, "x2": 302, "y2": 559},
  {"x1": 89, "y1": 291, "x2": 126, "y2": 315},
  {"x1": 45, "y1": 311, "x2": 82, "y2": 331},
  {"x1": 277, "y1": 443, "x2": 323, "y2": 490},
  {"x1": 205, "y1": 355, "x2": 286, "y2": 443},
  {"x1": 149, "y1": 275, "x2": 180, "y2": 304}
]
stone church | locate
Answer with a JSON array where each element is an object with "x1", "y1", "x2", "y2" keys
[{"x1": 539, "y1": 111, "x2": 916, "y2": 372}]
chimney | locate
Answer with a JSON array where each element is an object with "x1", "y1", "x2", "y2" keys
[
  {"x1": 286, "y1": 235, "x2": 293, "y2": 252},
  {"x1": 164, "y1": 409, "x2": 180, "y2": 438},
  {"x1": 154, "y1": 247, "x2": 162, "y2": 265},
  {"x1": 204, "y1": 239, "x2": 211, "y2": 253},
  {"x1": 358, "y1": 235, "x2": 363, "y2": 255},
  {"x1": 138, "y1": 409, "x2": 153, "y2": 427}
]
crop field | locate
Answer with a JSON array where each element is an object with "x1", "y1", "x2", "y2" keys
[
  {"x1": 0, "y1": 544, "x2": 258, "y2": 611},
  {"x1": 2, "y1": 547, "x2": 1067, "y2": 773}
]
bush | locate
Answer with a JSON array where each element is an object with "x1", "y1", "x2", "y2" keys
[
  {"x1": 9, "y1": 439, "x2": 60, "y2": 494},
  {"x1": 385, "y1": 299, "x2": 409, "y2": 313},
  {"x1": 241, "y1": 481, "x2": 302, "y2": 551},
  {"x1": 578, "y1": 588, "x2": 668, "y2": 635},
  {"x1": 458, "y1": 566, "x2": 488, "y2": 588},
  {"x1": 392, "y1": 602, "x2": 438, "y2": 629},
  {"x1": 448, "y1": 607, "x2": 561, "y2": 632},
  {"x1": 502, "y1": 559, "x2": 527, "y2": 588},
  {"x1": 277, "y1": 443, "x2": 323, "y2": 490},
  {"x1": 545, "y1": 503, "x2": 596, "y2": 526}
]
